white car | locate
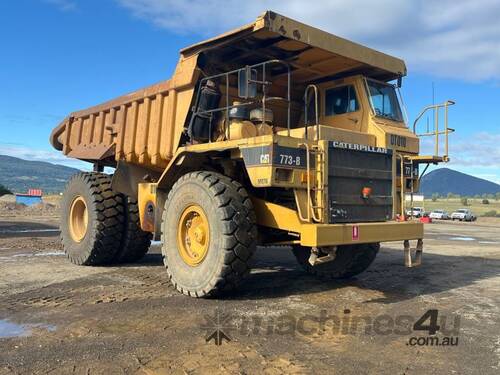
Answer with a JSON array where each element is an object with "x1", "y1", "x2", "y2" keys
[
  {"x1": 406, "y1": 207, "x2": 424, "y2": 217},
  {"x1": 429, "y1": 210, "x2": 450, "y2": 220},
  {"x1": 451, "y1": 209, "x2": 476, "y2": 221}
]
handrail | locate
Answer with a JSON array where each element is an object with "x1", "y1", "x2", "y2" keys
[
  {"x1": 300, "y1": 142, "x2": 313, "y2": 223},
  {"x1": 189, "y1": 59, "x2": 291, "y2": 142},
  {"x1": 413, "y1": 100, "x2": 456, "y2": 160},
  {"x1": 395, "y1": 153, "x2": 406, "y2": 218},
  {"x1": 304, "y1": 84, "x2": 319, "y2": 141},
  {"x1": 299, "y1": 142, "x2": 322, "y2": 223}
]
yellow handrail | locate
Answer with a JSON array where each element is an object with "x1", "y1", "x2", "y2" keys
[
  {"x1": 413, "y1": 100, "x2": 456, "y2": 161},
  {"x1": 299, "y1": 142, "x2": 322, "y2": 223}
]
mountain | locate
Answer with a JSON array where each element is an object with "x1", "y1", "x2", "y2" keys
[
  {"x1": 2, "y1": 155, "x2": 497, "y2": 198},
  {"x1": 0, "y1": 155, "x2": 80, "y2": 194},
  {"x1": 420, "y1": 168, "x2": 500, "y2": 197}
]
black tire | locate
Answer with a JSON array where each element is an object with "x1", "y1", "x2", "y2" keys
[
  {"x1": 292, "y1": 243, "x2": 379, "y2": 280},
  {"x1": 112, "y1": 197, "x2": 153, "y2": 263},
  {"x1": 60, "y1": 173, "x2": 125, "y2": 266},
  {"x1": 161, "y1": 171, "x2": 257, "y2": 297}
]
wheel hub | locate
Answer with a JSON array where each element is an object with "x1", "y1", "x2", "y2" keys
[
  {"x1": 69, "y1": 196, "x2": 88, "y2": 243},
  {"x1": 177, "y1": 205, "x2": 210, "y2": 266}
]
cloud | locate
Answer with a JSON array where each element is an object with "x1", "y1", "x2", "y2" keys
[
  {"x1": 116, "y1": 0, "x2": 500, "y2": 82},
  {"x1": 0, "y1": 144, "x2": 87, "y2": 170},
  {"x1": 447, "y1": 133, "x2": 500, "y2": 168},
  {"x1": 44, "y1": 0, "x2": 77, "y2": 12},
  {"x1": 420, "y1": 132, "x2": 500, "y2": 169}
]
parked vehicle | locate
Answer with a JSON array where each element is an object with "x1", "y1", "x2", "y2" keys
[
  {"x1": 429, "y1": 210, "x2": 450, "y2": 220},
  {"x1": 451, "y1": 209, "x2": 476, "y2": 221},
  {"x1": 406, "y1": 207, "x2": 424, "y2": 218}
]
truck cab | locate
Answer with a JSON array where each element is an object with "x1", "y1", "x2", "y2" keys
[{"x1": 281, "y1": 75, "x2": 418, "y2": 154}]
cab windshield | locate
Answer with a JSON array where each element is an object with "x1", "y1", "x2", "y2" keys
[{"x1": 366, "y1": 79, "x2": 403, "y2": 122}]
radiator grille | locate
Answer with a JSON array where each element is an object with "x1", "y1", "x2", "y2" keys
[{"x1": 328, "y1": 142, "x2": 393, "y2": 223}]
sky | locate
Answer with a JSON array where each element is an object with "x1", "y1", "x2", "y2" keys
[{"x1": 0, "y1": 0, "x2": 499, "y2": 183}]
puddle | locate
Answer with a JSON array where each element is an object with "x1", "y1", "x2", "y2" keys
[
  {"x1": 0, "y1": 320, "x2": 27, "y2": 338},
  {"x1": 449, "y1": 237, "x2": 476, "y2": 241},
  {"x1": 34, "y1": 251, "x2": 65, "y2": 256},
  {"x1": 0, "y1": 319, "x2": 56, "y2": 339},
  {"x1": 0, "y1": 229, "x2": 59, "y2": 234},
  {"x1": 479, "y1": 241, "x2": 500, "y2": 245}
]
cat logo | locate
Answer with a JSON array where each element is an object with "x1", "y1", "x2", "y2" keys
[{"x1": 260, "y1": 153, "x2": 270, "y2": 164}]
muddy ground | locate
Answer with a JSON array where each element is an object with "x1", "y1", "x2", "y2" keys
[{"x1": 0, "y1": 215, "x2": 499, "y2": 374}]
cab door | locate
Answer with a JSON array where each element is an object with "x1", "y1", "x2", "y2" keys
[{"x1": 321, "y1": 83, "x2": 363, "y2": 132}]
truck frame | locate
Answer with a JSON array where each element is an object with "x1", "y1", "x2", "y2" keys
[{"x1": 50, "y1": 11, "x2": 454, "y2": 297}]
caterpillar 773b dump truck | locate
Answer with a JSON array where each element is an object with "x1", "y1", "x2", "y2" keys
[{"x1": 50, "y1": 11, "x2": 454, "y2": 297}]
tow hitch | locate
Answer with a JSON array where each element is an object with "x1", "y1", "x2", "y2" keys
[
  {"x1": 308, "y1": 246, "x2": 337, "y2": 266},
  {"x1": 404, "y1": 239, "x2": 423, "y2": 267}
]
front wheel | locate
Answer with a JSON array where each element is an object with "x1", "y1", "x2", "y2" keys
[
  {"x1": 161, "y1": 171, "x2": 257, "y2": 297},
  {"x1": 292, "y1": 243, "x2": 379, "y2": 280}
]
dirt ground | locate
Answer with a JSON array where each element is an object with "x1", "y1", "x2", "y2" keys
[{"x1": 0, "y1": 212, "x2": 499, "y2": 374}]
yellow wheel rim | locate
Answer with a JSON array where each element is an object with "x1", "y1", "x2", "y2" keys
[
  {"x1": 177, "y1": 204, "x2": 210, "y2": 266},
  {"x1": 69, "y1": 196, "x2": 88, "y2": 243}
]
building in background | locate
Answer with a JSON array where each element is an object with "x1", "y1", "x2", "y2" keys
[{"x1": 15, "y1": 189, "x2": 42, "y2": 206}]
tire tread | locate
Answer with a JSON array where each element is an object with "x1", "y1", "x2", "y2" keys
[
  {"x1": 61, "y1": 172, "x2": 124, "y2": 266},
  {"x1": 161, "y1": 171, "x2": 257, "y2": 297}
]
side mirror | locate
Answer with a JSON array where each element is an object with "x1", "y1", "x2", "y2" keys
[{"x1": 238, "y1": 66, "x2": 257, "y2": 99}]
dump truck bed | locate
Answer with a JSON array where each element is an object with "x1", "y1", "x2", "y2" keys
[
  {"x1": 50, "y1": 53, "x2": 199, "y2": 170},
  {"x1": 51, "y1": 80, "x2": 174, "y2": 169},
  {"x1": 50, "y1": 10, "x2": 406, "y2": 169}
]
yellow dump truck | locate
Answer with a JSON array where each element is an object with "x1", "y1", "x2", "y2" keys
[{"x1": 50, "y1": 11, "x2": 454, "y2": 297}]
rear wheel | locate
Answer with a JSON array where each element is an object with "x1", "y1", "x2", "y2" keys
[
  {"x1": 161, "y1": 171, "x2": 257, "y2": 297},
  {"x1": 292, "y1": 243, "x2": 379, "y2": 280},
  {"x1": 60, "y1": 173, "x2": 125, "y2": 265},
  {"x1": 112, "y1": 197, "x2": 152, "y2": 263}
]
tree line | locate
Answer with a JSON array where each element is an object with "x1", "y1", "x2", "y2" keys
[{"x1": 430, "y1": 192, "x2": 500, "y2": 203}]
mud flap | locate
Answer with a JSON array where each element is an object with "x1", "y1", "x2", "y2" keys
[{"x1": 404, "y1": 239, "x2": 423, "y2": 267}]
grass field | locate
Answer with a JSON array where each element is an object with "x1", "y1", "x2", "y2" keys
[{"x1": 414, "y1": 198, "x2": 500, "y2": 217}]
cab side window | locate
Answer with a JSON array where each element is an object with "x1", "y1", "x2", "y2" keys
[{"x1": 325, "y1": 85, "x2": 359, "y2": 116}]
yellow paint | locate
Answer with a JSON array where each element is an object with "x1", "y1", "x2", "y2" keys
[
  {"x1": 69, "y1": 196, "x2": 88, "y2": 243},
  {"x1": 138, "y1": 183, "x2": 157, "y2": 232},
  {"x1": 177, "y1": 204, "x2": 210, "y2": 266},
  {"x1": 251, "y1": 197, "x2": 423, "y2": 247}
]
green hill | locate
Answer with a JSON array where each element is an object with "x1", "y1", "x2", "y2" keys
[
  {"x1": 420, "y1": 168, "x2": 500, "y2": 197},
  {"x1": 0, "y1": 155, "x2": 81, "y2": 194}
]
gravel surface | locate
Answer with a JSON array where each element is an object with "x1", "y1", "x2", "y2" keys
[{"x1": 0, "y1": 216, "x2": 499, "y2": 374}]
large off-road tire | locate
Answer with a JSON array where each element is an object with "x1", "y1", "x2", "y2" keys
[
  {"x1": 60, "y1": 173, "x2": 125, "y2": 266},
  {"x1": 292, "y1": 243, "x2": 379, "y2": 280},
  {"x1": 112, "y1": 197, "x2": 152, "y2": 263},
  {"x1": 161, "y1": 171, "x2": 257, "y2": 297}
]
